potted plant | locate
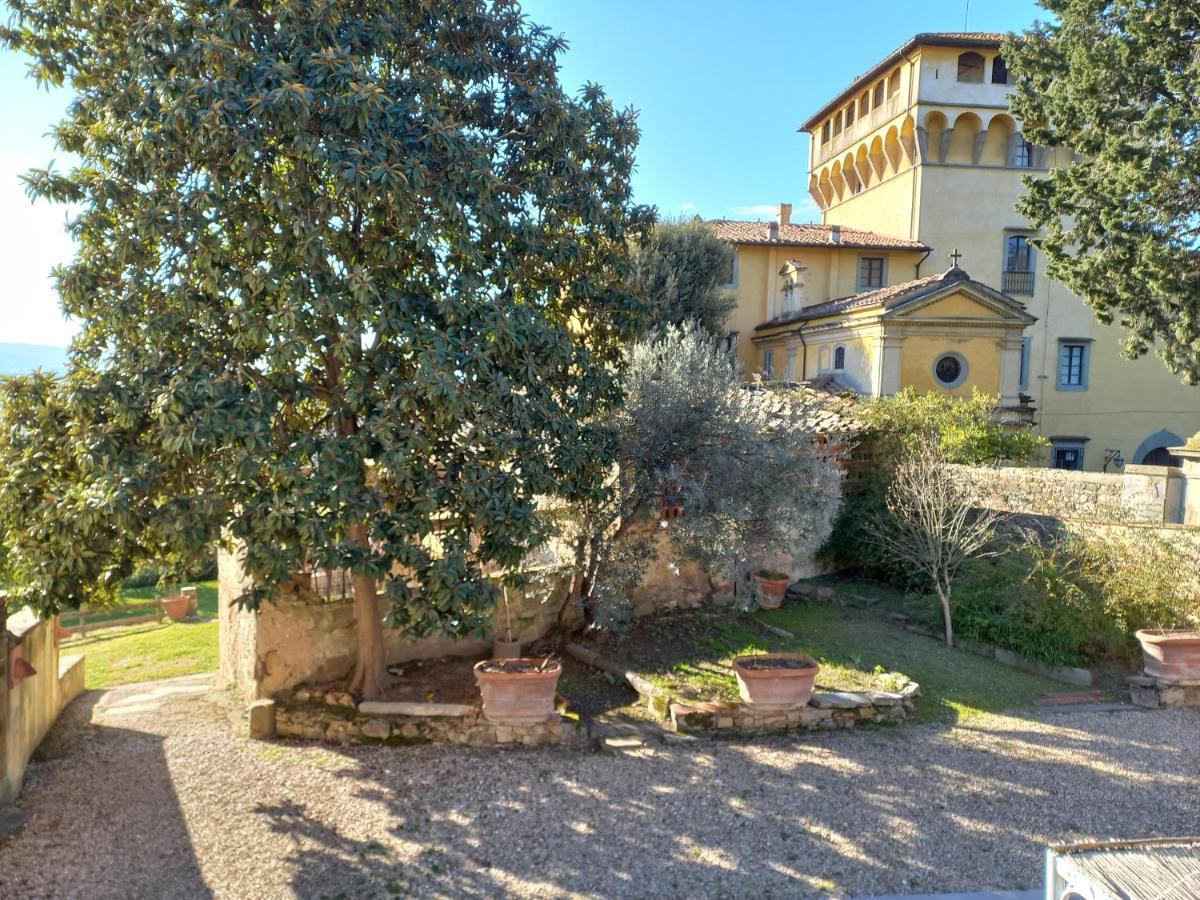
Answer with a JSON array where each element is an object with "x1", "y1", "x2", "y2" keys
[
  {"x1": 493, "y1": 586, "x2": 521, "y2": 659},
  {"x1": 1135, "y1": 629, "x2": 1200, "y2": 681},
  {"x1": 161, "y1": 586, "x2": 190, "y2": 622},
  {"x1": 732, "y1": 653, "x2": 820, "y2": 710},
  {"x1": 474, "y1": 657, "x2": 561, "y2": 724},
  {"x1": 753, "y1": 569, "x2": 791, "y2": 609}
]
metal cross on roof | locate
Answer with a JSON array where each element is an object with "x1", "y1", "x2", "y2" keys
[{"x1": 949, "y1": 248, "x2": 963, "y2": 268}]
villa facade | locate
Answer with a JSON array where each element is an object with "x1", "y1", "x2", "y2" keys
[{"x1": 715, "y1": 32, "x2": 1200, "y2": 471}]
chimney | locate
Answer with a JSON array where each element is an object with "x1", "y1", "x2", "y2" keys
[
  {"x1": 830, "y1": 224, "x2": 841, "y2": 244},
  {"x1": 768, "y1": 220, "x2": 779, "y2": 242},
  {"x1": 778, "y1": 203, "x2": 792, "y2": 227}
]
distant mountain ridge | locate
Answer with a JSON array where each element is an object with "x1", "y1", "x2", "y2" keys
[{"x1": 0, "y1": 343, "x2": 68, "y2": 376}]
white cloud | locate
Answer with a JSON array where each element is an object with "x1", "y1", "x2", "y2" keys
[
  {"x1": 680, "y1": 202, "x2": 698, "y2": 211},
  {"x1": 730, "y1": 198, "x2": 823, "y2": 223}
]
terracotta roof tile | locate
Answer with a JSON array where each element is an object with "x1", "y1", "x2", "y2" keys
[
  {"x1": 746, "y1": 382, "x2": 862, "y2": 438},
  {"x1": 708, "y1": 220, "x2": 927, "y2": 251},
  {"x1": 755, "y1": 268, "x2": 966, "y2": 330}
]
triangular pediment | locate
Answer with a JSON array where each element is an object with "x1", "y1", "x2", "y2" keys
[{"x1": 884, "y1": 283, "x2": 1036, "y2": 325}]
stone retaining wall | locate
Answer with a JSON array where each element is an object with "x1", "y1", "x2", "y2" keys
[
  {"x1": 948, "y1": 463, "x2": 1183, "y2": 525},
  {"x1": 669, "y1": 682, "x2": 918, "y2": 735},
  {"x1": 272, "y1": 686, "x2": 587, "y2": 748},
  {"x1": 1128, "y1": 675, "x2": 1200, "y2": 709}
]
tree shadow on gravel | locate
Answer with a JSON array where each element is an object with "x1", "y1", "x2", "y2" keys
[
  {"x1": 253, "y1": 706, "x2": 1200, "y2": 899},
  {"x1": 0, "y1": 689, "x2": 212, "y2": 899}
]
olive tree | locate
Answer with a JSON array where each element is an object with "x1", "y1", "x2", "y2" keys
[
  {"x1": 629, "y1": 218, "x2": 736, "y2": 337},
  {"x1": 563, "y1": 325, "x2": 842, "y2": 626},
  {"x1": 0, "y1": 0, "x2": 651, "y2": 697}
]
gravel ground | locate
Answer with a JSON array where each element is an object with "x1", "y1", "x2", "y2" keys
[{"x1": 1, "y1": 675, "x2": 1197, "y2": 899}]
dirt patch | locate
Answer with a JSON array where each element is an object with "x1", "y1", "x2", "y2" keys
[{"x1": 374, "y1": 656, "x2": 485, "y2": 706}]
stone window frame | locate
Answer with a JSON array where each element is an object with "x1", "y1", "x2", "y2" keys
[
  {"x1": 1051, "y1": 440, "x2": 1087, "y2": 471},
  {"x1": 833, "y1": 344, "x2": 847, "y2": 371},
  {"x1": 1018, "y1": 336, "x2": 1032, "y2": 392},
  {"x1": 932, "y1": 351, "x2": 969, "y2": 389},
  {"x1": 1056, "y1": 338, "x2": 1092, "y2": 391},
  {"x1": 857, "y1": 254, "x2": 887, "y2": 291}
]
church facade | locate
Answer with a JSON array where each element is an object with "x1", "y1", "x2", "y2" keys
[{"x1": 715, "y1": 32, "x2": 1199, "y2": 471}]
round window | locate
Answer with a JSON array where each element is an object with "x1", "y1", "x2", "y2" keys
[{"x1": 933, "y1": 352, "x2": 967, "y2": 388}]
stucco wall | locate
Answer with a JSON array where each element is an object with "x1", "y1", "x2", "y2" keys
[
  {"x1": 949, "y1": 463, "x2": 1183, "y2": 525},
  {"x1": 1, "y1": 610, "x2": 85, "y2": 805}
]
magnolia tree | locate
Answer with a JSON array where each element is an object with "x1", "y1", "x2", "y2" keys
[
  {"x1": 561, "y1": 325, "x2": 842, "y2": 626},
  {"x1": 0, "y1": 0, "x2": 651, "y2": 698}
]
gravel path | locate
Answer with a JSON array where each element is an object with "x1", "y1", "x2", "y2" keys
[{"x1": 1, "y1": 675, "x2": 1197, "y2": 899}]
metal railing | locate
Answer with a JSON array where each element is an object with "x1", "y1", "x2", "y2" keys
[{"x1": 1002, "y1": 270, "x2": 1035, "y2": 295}]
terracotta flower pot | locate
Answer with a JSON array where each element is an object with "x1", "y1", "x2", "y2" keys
[
  {"x1": 474, "y1": 657, "x2": 562, "y2": 725},
  {"x1": 732, "y1": 653, "x2": 820, "y2": 710},
  {"x1": 1135, "y1": 629, "x2": 1200, "y2": 681},
  {"x1": 754, "y1": 572, "x2": 790, "y2": 610},
  {"x1": 162, "y1": 595, "x2": 190, "y2": 622}
]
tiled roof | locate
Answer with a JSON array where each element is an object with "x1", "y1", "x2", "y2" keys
[
  {"x1": 755, "y1": 268, "x2": 967, "y2": 330},
  {"x1": 709, "y1": 220, "x2": 928, "y2": 251},
  {"x1": 801, "y1": 32, "x2": 1010, "y2": 130},
  {"x1": 746, "y1": 382, "x2": 862, "y2": 438}
]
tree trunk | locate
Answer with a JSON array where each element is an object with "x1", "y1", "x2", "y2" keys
[
  {"x1": 935, "y1": 578, "x2": 955, "y2": 648},
  {"x1": 346, "y1": 522, "x2": 385, "y2": 699}
]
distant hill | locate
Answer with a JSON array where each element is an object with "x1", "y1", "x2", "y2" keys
[{"x1": 0, "y1": 343, "x2": 68, "y2": 376}]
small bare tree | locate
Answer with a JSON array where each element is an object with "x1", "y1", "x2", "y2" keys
[{"x1": 867, "y1": 436, "x2": 1000, "y2": 646}]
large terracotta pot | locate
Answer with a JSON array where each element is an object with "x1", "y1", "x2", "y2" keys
[
  {"x1": 162, "y1": 595, "x2": 190, "y2": 622},
  {"x1": 474, "y1": 658, "x2": 562, "y2": 725},
  {"x1": 754, "y1": 572, "x2": 790, "y2": 610},
  {"x1": 732, "y1": 653, "x2": 820, "y2": 710},
  {"x1": 1136, "y1": 629, "x2": 1200, "y2": 681}
]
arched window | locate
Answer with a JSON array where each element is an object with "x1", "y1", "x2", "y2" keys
[
  {"x1": 873, "y1": 81, "x2": 885, "y2": 107},
  {"x1": 845, "y1": 102, "x2": 856, "y2": 127},
  {"x1": 859, "y1": 92, "x2": 870, "y2": 117},
  {"x1": 888, "y1": 67, "x2": 901, "y2": 96},
  {"x1": 957, "y1": 52, "x2": 985, "y2": 83},
  {"x1": 821, "y1": 120, "x2": 831, "y2": 144},
  {"x1": 833, "y1": 345, "x2": 846, "y2": 371},
  {"x1": 991, "y1": 55, "x2": 1009, "y2": 84}
]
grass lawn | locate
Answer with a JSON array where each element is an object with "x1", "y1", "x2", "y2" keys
[
  {"x1": 608, "y1": 602, "x2": 1065, "y2": 726},
  {"x1": 62, "y1": 581, "x2": 219, "y2": 690}
]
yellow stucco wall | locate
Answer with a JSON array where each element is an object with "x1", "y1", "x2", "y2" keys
[
  {"x1": 822, "y1": 167, "x2": 921, "y2": 241},
  {"x1": 898, "y1": 333, "x2": 1004, "y2": 396}
]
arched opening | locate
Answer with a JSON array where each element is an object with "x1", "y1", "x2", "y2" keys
[
  {"x1": 923, "y1": 111, "x2": 948, "y2": 163},
  {"x1": 845, "y1": 101, "x2": 856, "y2": 129},
  {"x1": 854, "y1": 145, "x2": 872, "y2": 191},
  {"x1": 829, "y1": 160, "x2": 846, "y2": 201},
  {"x1": 832, "y1": 110, "x2": 843, "y2": 137},
  {"x1": 842, "y1": 153, "x2": 861, "y2": 195},
  {"x1": 859, "y1": 91, "x2": 871, "y2": 118},
  {"x1": 868, "y1": 135, "x2": 886, "y2": 179},
  {"x1": 957, "y1": 51, "x2": 985, "y2": 83},
  {"x1": 991, "y1": 55, "x2": 1009, "y2": 84},
  {"x1": 888, "y1": 66, "x2": 901, "y2": 97},
  {"x1": 900, "y1": 116, "x2": 917, "y2": 163},
  {"x1": 818, "y1": 167, "x2": 835, "y2": 207},
  {"x1": 946, "y1": 112, "x2": 982, "y2": 164},
  {"x1": 872, "y1": 80, "x2": 885, "y2": 108},
  {"x1": 833, "y1": 345, "x2": 846, "y2": 371},
  {"x1": 884, "y1": 126, "x2": 903, "y2": 172},
  {"x1": 808, "y1": 174, "x2": 826, "y2": 211},
  {"x1": 981, "y1": 114, "x2": 1014, "y2": 166}
]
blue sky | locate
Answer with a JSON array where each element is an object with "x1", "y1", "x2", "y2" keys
[{"x1": 1, "y1": 0, "x2": 1045, "y2": 348}]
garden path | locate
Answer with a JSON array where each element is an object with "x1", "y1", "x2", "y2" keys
[{"x1": 0, "y1": 675, "x2": 1196, "y2": 898}]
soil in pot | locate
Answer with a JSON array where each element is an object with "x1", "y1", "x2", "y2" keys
[
  {"x1": 1136, "y1": 629, "x2": 1200, "y2": 681},
  {"x1": 754, "y1": 571, "x2": 790, "y2": 610},
  {"x1": 732, "y1": 652, "x2": 819, "y2": 710},
  {"x1": 474, "y1": 657, "x2": 562, "y2": 725}
]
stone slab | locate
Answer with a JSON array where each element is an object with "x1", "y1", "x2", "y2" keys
[
  {"x1": 358, "y1": 700, "x2": 476, "y2": 717},
  {"x1": 810, "y1": 691, "x2": 872, "y2": 709},
  {"x1": 248, "y1": 699, "x2": 277, "y2": 740}
]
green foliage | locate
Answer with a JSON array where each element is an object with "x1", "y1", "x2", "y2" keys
[
  {"x1": 822, "y1": 388, "x2": 1045, "y2": 581},
  {"x1": 0, "y1": 0, "x2": 651, "y2": 661},
  {"x1": 951, "y1": 528, "x2": 1200, "y2": 667},
  {"x1": 629, "y1": 218, "x2": 736, "y2": 337},
  {"x1": 567, "y1": 325, "x2": 842, "y2": 627},
  {"x1": 1006, "y1": 3, "x2": 1200, "y2": 381}
]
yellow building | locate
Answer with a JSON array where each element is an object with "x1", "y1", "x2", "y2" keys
[{"x1": 719, "y1": 32, "x2": 1200, "y2": 471}]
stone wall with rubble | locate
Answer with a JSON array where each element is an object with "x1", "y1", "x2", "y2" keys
[
  {"x1": 218, "y1": 546, "x2": 576, "y2": 701},
  {"x1": 948, "y1": 463, "x2": 1184, "y2": 525}
]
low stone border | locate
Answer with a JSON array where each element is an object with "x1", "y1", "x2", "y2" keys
[
  {"x1": 269, "y1": 686, "x2": 588, "y2": 748},
  {"x1": 1127, "y1": 674, "x2": 1200, "y2": 709},
  {"x1": 669, "y1": 683, "x2": 919, "y2": 734}
]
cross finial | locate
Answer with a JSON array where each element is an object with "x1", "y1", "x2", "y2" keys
[{"x1": 949, "y1": 247, "x2": 963, "y2": 268}]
